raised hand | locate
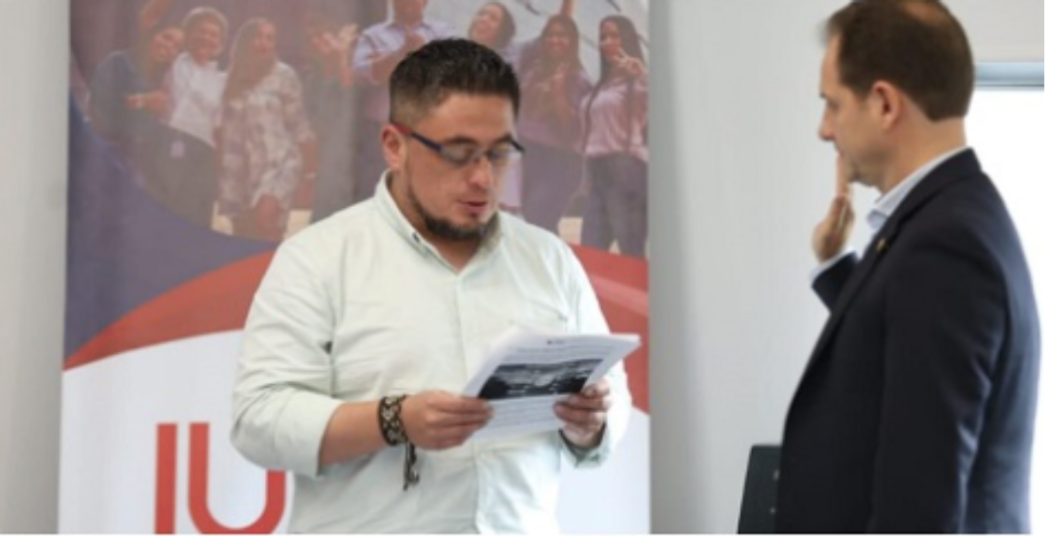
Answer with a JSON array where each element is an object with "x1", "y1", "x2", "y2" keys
[
  {"x1": 614, "y1": 51, "x2": 645, "y2": 79},
  {"x1": 812, "y1": 155, "x2": 855, "y2": 263},
  {"x1": 332, "y1": 23, "x2": 359, "y2": 56}
]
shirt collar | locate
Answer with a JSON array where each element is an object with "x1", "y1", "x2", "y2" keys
[
  {"x1": 866, "y1": 146, "x2": 969, "y2": 234},
  {"x1": 374, "y1": 170, "x2": 506, "y2": 258},
  {"x1": 388, "y1": 19, "x2": 433, "y2": 33}
]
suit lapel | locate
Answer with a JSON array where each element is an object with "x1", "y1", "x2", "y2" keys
[{"x1": 800, "y1": 150, "x2": 984, "y2": 381}]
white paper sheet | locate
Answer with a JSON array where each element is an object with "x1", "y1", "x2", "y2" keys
[{"x1": 462, "y1": 326, "x2": 641, "y2": 439}]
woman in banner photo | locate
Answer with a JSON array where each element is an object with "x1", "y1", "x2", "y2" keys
[
  {"x1": 88, "y1": 21, "x2": 183, "y2": 186},
  {"x1": 581, "y1": 14, "x2": 648, "y2": 258},
  {"x1": 218, "y1": 18, "x2": 316, "y2": 242},
  {"x1": 468, "y1": 2, "x2": 517, "y2": 62},
  {"x1": 157, "y1": 6, "x2": 228, "y2": 228},
  {"x1": 517, "y1": 12, "x2": 592, "y2": 235},
  {"x1": 466, "y1": 2, "x2": 524, "y2": 215}
]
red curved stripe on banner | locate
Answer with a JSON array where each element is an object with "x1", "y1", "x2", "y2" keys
[
  {"x1": 65, "y1": 245, "x2": 651, "y2": 415},
  {"x1": 64, "y1": 253, "x2": 275, "y2": 371},
  {"x1": 571, "y1": 246, "x2": 649, "y2": 414}
]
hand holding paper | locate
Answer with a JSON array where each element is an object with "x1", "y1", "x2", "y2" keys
[
  {"x1": 555, "y1": 378, "x2": 612, "y2": 448},
  {"x1": 462, "y1": 326, "x2": 640, "y2": 439}
]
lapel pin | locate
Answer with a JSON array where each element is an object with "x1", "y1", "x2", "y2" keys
[{"x1": 876, "y1": 238, "x2": 888, "y2": 253}]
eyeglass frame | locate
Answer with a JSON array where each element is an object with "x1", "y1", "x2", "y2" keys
[{"x1": 390, "y1": 122, "x2": 526, "y2": 170}]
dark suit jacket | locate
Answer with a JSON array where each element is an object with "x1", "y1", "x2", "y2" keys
[{"x1": 776, "y1": 150, "x2": 1041, "y2": 533}]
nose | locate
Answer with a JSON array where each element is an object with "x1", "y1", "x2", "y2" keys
[
  {"x1": 818, "y1": 116, "x2": 834, "y2": 142},
  {"x1": 465, "y1": 155, "x2": 496, "y2": 190}
]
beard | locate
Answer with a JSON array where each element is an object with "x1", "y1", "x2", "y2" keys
[{"x1": 403, "y1": 160, "x2": 494, "y2": 242}]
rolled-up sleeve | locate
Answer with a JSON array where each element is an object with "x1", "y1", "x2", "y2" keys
[{"x1": 231, "y1": 238, "x2": 342, "y2": 478}]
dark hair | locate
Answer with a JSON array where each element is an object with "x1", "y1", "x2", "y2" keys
[
  {"x1": 825, "y1": 0, "x2": 974, "y2": 120},
  {"x1": 596, "y1": 15, "x2": 645, "y2": 85},
  {"x1": 389, "y1": 38, "x2": 520, "y2": 125},
  {"x1": 486, "y1": 2, "x2": 517, "y2": 52},
  {"x1": 539, "y1": 15, "x2": 582, "y2": 70},
  {"x1": 583, "y1": 15, "x2": 647, "y2": 152}
]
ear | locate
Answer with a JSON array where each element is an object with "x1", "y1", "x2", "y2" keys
[
  {"x1": 381, "y1": 124, "x2": 407, "y2": 174},
  {"x1": 870, "y1": 81, "x2": 903, "y2": 129}
]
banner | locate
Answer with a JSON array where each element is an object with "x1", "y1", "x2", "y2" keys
[{"x1": 63, "y1": 0, "x2": 649, "y2": 532}]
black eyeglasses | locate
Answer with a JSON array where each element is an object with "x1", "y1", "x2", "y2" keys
[{"x1": 391, "y1": 123, "x2": 525, "y2": 170}]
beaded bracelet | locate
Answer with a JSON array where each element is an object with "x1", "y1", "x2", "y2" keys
[
  {"x1": 378, "y1": 395, "x2": 419, "y2": 490},
  {"x1": 378, "y1": 395, "x2": 409, "y2": 446}
]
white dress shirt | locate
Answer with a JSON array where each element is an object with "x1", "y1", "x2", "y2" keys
[
  {"x1": 232, "y1": 173, "x2": 631, "y2": 533},
  {"x1": 165, "y1": 52, "x2": 225, "y2": 147},
  {"x1": 812, "y1": 147, "x2": 970, "y2": 281}
]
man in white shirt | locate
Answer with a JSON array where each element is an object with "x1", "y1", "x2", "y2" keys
[
  {"x1": 777, "y1": 1, "x2": 1040, "y2": 532},
  {"x1": 231, "y1": 38, "x2": 630, "y2": 533}
]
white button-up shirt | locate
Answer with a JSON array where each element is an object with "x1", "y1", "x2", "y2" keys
[
  {"x1": 232, "y1": 173, "x2": 631, "y2": 533},
  {"x1": 165, "y1": 52, "x2": 225, "y2": 147}
]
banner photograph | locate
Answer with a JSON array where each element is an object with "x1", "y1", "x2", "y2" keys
[{"x1": 63, "y1": 0, "x2": 648, "y2": 532}]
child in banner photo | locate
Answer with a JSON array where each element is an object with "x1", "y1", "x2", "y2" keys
[{"x1": 157, "y1": 6, "x2": 228, "y2": 228}]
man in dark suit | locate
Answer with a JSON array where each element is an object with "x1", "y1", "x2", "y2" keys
[{"x1": 776, "y1": 1, "x2": 1041, "y2": 532}]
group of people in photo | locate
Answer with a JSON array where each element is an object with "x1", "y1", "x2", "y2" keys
[{"x1": 82, "y1": 0, "x2": 649, "y2": 256}]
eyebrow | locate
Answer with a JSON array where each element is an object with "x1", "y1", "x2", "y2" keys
[{"x1": 436, "y1": 134, "x2": 516, "y2": 146}]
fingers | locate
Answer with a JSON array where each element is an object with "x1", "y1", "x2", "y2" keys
[
  {"x1": 554, "y1": 380, "x2": 612, "y2": 431},
  {"x1": 555, "y1": 402, "x2": 607, "y2": 437},
  {"x1": 425, "y1": 423, "x2": 487, "y2": 450},
  {"x1": 426, "y1": 393, "x2": 492, "y2": 416},
  {"x1": 834, "y1": 153, "x2": 853, "y2": 198},
  {"x1": 556, "y1": 393, "x2": 612, "y2": 417},
  {"x1": 402, "y1": 392, "x2": 493, "y2": 450},
  {"x1": 339, "y1": 23, "x2": 358, "y2": 39}
]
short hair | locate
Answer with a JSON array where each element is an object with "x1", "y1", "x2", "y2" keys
[
  {"x1": 389, "y1": 38, "x2": 520, "y2": 125},
  {"x1": 825, "y1": 0, "x2": 974, "y2": 121},
  {"x1": 182, "y1": 7, "x2": 229, "y2": 41}
]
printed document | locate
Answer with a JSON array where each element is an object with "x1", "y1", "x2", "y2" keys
[{"x1": 462, "y1": 326, "x2": 640, "y2": 439}]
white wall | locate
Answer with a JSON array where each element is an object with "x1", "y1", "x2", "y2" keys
[
  {"x1": 650, "y1": 0, "x2": 1044, "y2": 533},
  {"x1": 0, "y1": 0, "x2": 1041, "y2": 532},
  {"x1": 0, "y1": 0, "x2": 69, "y2": 532}
]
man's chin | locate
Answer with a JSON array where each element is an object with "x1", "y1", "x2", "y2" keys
[{"x1": 423, "y1": 217, "x2": 490, "y2": 242}]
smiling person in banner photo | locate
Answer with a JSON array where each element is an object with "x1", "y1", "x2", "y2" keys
[
  {"x1": 467, "y1": 1, "x2": 518, "y2": 61},
  {"x1": 580, "y1": 14, "x2": 648, "y2": 258},
  {"x1": 517, "y1": 8, "x2": 593, "y2": 236},
  {"x1": 155, "y1": 6, "x2": 228, "y2": 228},
  {"x1": 776, "y1": 0, "x2": 1041, "y2": 532},
  {"x1": 231, "y1": 39, "x2": 630, "y2": 533},
  {"x1": 87, "y1": 18, "x2": 183, "y2": 187},
  {"x1": 217, "y1": 17, "x2": 317, "y2": 242}
]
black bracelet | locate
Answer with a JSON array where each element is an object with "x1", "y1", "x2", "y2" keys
[{"x1": 378, "y1": 395, "x2": 410, "y2": 446}]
